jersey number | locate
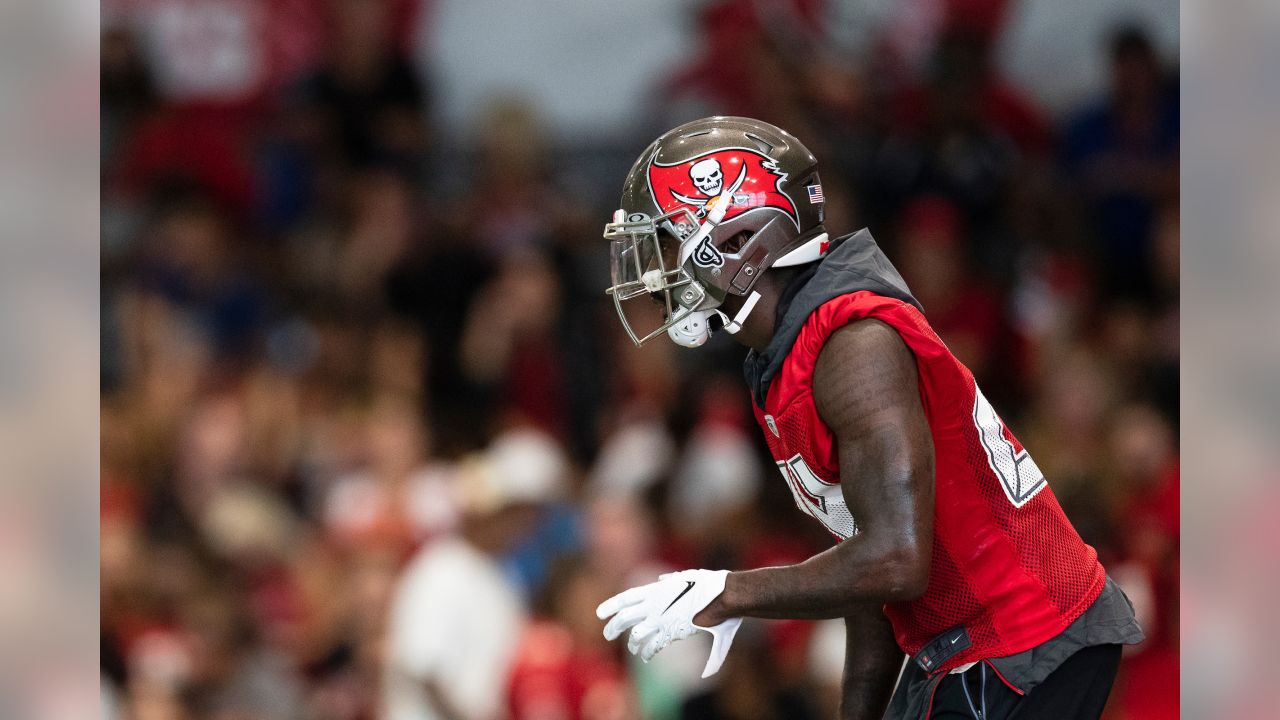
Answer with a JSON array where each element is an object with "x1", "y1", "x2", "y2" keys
[
  {"x1": 973, "y1": 386, "x2": 1047, "y2": 507},
  {"x1": 776, "y1": 455, "x2": 858, "y2": 539}
]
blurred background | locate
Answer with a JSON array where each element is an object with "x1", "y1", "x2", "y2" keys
[{"x1": 98, "y1": 1, "x2": 1179, "y2": 718}]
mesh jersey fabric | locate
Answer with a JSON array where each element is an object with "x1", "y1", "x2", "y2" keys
[{"x1": 751, "y1": 290, "x2": 1106, "y2": 673}]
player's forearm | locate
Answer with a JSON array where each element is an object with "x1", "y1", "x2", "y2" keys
[
  {"x1": 706, "y1": 534, "x2": 928, "y2": 622},
  {"x1": 840, "y1": 606, "x2": 903, "y2": 720}
]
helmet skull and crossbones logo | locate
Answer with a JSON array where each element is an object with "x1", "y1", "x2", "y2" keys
[
  {"x1": 670, "y1": 158, "x2": 748, "y2": 218},
  {"x1": 689, "y1": 158, "x2": 724, "y2": 197}
]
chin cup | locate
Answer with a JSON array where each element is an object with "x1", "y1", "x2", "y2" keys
[
  {"x1": 666, "y1": 310, "x2": 715, "y2": 348},
  {"x1": 665, "y1": 290, "x2": 762, "y2": 348}
]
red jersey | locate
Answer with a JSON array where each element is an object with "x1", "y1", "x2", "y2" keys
[{"x1": 751, "y1": 289, "x2": 1106, "y2": 672}]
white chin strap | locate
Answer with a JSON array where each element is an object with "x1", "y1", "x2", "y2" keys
[
  {"x1": 666, "y1": 228, "x2": 824, "y2": 349},
  {"x1": 665, "y1": 290, "x2": 760, "y2": 348},
  {"x1": 717, "y1": 290, "x2": 760, "y2": 334}
]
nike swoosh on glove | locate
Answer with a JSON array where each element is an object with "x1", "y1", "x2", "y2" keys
[{"x1": 595, "y1": 569, "x2": 743, "y2": 678}]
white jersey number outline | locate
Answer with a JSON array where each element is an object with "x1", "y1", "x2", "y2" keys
[
  {"x1": 776, "y1": 455, "x2": 858, "y2": 539},
  {"x1": 973, "y1": 385, "x2": 1047, "y2": 507}
]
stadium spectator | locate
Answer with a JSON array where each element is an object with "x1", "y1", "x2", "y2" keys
[
  {"x1": 1063, "y1": 26, "x2": 1179, "y2": 300},
  {"x1": 382, "y1": 448, "x2": 536, "y2": 720},
  {"x1": 507, "y1": 557, "x2": 635, "y2": 720}
]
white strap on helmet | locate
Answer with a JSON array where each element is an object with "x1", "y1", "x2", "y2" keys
[
  {"x1": 678, "y1": 194, "x2": 733, "y2": 265},
  {"x1": 716, "y1": 291, "x2": 761, "y2": 335},
  {"x1": 668, "y1": 289, "x2": 759, "y2": 347}
]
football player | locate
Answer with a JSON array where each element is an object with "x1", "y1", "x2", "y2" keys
[{"x1": 596, "y1": 117, "x2": 1144, "y2": 719}]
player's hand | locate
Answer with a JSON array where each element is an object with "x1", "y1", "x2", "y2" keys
[{"x1": 595, "y1": 569, "x2": 743, "y2": 678}]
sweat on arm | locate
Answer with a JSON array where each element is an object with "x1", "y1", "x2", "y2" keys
[{"x1": 694, "y1": 318, "x2": 936, "y2": 625}]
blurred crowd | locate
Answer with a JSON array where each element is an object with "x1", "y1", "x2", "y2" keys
[{"x1": 100, "y1": 1, "x2": 1179, "y2": 719}]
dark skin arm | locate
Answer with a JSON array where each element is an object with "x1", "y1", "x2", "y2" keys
[
  {"x1": 841, "y1": 603, "x2": 905, "y2": 720},
  {"x1": 695, "y1": 319, "x2": 933, "y2": 715},
  {"x1": 697, "y1": 319, "x2": 936, "y2": 620}
]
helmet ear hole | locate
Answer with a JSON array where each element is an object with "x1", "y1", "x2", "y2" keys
[{"x1": 721, "y1": 231, "x2": 751, "y2": 255}]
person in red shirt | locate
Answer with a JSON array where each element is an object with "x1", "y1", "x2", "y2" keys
[
  {"x1": 508, "y1": 559, "x2": 633, "y2": 720},
  {"x1": 596, "y1": 117, "x2": 1143, "y2": 719}
]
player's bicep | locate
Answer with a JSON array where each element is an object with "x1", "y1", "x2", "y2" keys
[{"x1": 813, "y1": 320, "x2": 934, "y2": 552}]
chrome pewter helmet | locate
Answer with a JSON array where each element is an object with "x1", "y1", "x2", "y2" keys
[{"x1": 604, "y1": 116, "x2": 828, "y2": 347}]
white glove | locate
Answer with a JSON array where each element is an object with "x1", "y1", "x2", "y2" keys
[{"x1": 596, "y1": 569, "x2": 743, "y2": 678}]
